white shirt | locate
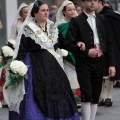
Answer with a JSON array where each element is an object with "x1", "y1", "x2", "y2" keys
[
  {"x1": 84, "y1": 11, "x2": 100, "y2": 45},
  {"x1": 84, "y1": 11, "x2": 103, "y2": 57}
]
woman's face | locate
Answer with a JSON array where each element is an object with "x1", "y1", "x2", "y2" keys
[
  {"x1": 63, "y1": 3, "x2": 76, "y2": 20},
  {"x1": 21, "y1": 7, "x2": 29, "y2": 20},
  {"x1": 76, "y1": 6, "x2": 82, "y2": 15},
  {"x1": 35, "y1": 4, "x2": 49, "y2": 22}
]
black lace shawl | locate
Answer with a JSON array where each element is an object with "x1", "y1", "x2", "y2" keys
[{"x1": 16, "y1": 35, "x2": 77, "y2": 117}]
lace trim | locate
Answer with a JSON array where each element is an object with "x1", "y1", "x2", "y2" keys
[
  {"x1": 3, "y1": 79, "x2": 25, "y2": 113},
  {"x1": 23, "y1": 20, "x2": 58, "y2": 50},
  {"x1": 23, "y1": 20, "x2": 64, "y2": 69},
  {"x1": 3, "y1": 20, "x2": 63, "y2": 114}
]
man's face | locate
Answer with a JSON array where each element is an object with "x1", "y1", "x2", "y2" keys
[
  {"x1": 94, "y1": 0, "x2": 101, "y2": 13},
  {"x1": 82, "y1": 0, "x2": 98, "y2": 13}
]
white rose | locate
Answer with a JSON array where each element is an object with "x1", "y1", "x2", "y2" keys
[
  {"x1": 1, "y1": 46, "x2": 14, "y2": 57},
  {"x1": 19, "y1": 66, "x2": 28, "y2": 76},
  {"x1": 61, "y1": 49, "x2": 68, "y2": 57},
  {"x1": 10, "y1": 60, "x2": 19, "y2": 73},
  {"x1": 10, "y1": 60, "x2": 28, "y2": 76}
]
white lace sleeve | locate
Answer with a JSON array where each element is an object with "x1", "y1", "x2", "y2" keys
[{"x1": 16, "y1": 20, "x2": 23, "y2": 34}]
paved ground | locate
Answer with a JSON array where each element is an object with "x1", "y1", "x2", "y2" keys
[
  {"x1": 0, "y1": 87, "x2": 120, "y2": 120},
  {"x1": 96, "y1": 87, "x2": 120, "y2": 120},
  {"x1": 0, "y1": 108, "x2": 8, "y2": 120}
]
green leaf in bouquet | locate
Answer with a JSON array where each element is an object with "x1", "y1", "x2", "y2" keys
[
  {"x1": 5, "y1": 59, "x2": 29, "y2": 89},
  {"x1": 4, "y1": 62, "x2": 10, "y2": 69},
  {"x1": 5, "y1": 73, "x2": 23, "y2": 89}
]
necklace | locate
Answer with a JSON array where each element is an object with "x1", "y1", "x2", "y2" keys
[
  {"x1": 39, "y1": 24, "x2": 48, "y2": 35},
  {"x1": 39, "y1": 24, "x2": 45, "y2": 31}
]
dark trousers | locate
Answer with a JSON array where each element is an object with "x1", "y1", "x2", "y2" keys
[{"x1": 75, "y1": 56, "x2": 105, "y2": 104}]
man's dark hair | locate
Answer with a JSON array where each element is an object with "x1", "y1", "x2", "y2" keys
[
  {"x1": 98, "y1": 0, "x2": 105, "y2": 5},
  {"x1": 81, "y1": 0, "x2": 104, "y2": 4},
  {"x1": 62, "y1": 3, "x2": 73, "y2": 12},
  {"x1": 81, "y1": 0, "x2": 85, "y2": 1}
]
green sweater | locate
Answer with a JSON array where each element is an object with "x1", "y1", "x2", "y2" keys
[{"x1": 58, "y1": 22, "x2": 75, "y2": 64}]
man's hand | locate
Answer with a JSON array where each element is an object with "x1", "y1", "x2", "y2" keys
[
  {"x1": 77, "y1": 42, "x2": 85, "y2": 51},
  {"x1": 108, "y1": 66, "x2": 116, "y2": 77},
  {"x1": 88, "y1": 48, "x2": 98, "y2": 58}
]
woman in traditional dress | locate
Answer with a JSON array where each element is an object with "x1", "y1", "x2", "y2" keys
[
  {"x1": 0, "y1": 4, "x2": 28, "y2": 108},
  {"x1": 10, "y1": 3, "x2": 29, "y2": 39},
  {"x1": 0, "y1": 3, "x2": 28, "y2": 108},
  {"x1": 56, "y1": 0, "x2": 82, "y2": 107},
  {"x1": 4, "y1": 0, "x2": 80, "y2": 120}
]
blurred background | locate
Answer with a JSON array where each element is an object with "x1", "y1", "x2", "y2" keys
[{"x1": 0, "y1": 0, "x2": 120, "y2": 47}]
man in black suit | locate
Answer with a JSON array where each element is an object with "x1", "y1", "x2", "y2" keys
[
  {"x1": 94, "y1": 0, "x2": 120, "y2": 107},
  {"x1": 64, "y1": 0, "x2": 116, "y2": 120}
]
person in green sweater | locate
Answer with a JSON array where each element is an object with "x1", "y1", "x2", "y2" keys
[
  {"x1": 56, "y1": 0, "x2": 77, "y2": 64},
  {"x1": 56, "y1": 0, "x2": 84, "y2": 107}
]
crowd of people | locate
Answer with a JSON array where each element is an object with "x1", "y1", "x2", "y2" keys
[{"x1": 0, "y1": 0, "x2": 120, "y2": 120}]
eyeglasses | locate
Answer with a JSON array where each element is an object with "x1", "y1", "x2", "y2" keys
[{"x1": 85, "y1": 0, "x2": 98, "y2": 2}]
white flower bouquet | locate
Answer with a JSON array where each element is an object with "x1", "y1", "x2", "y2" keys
[
  {"x1": 5, "y1": 60, "x2": 28, "y2": 89},
  {"x1": 1, "y1": 39, "x2": 16, "y2": 58},
  {"x1": 1, "y1": 46, "x2": 14, "y2": 57}
]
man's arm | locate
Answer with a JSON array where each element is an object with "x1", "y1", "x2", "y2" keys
[
  {"x1": 103, "y1": 16, "x2": 116, "y2": 77},
  {"x1": 64, "y1": 18, "x2": 88, "y2": 56}
]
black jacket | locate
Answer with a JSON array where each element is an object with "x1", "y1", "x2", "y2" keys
[
  {"x1": 64, "y1": 12, "x2": 115, "y2": 67},
  {"x1": 99, "y1": 6, "x2": 120, "y2": 80}
]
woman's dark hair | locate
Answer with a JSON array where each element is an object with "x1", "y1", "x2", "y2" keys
[
  {"x1": 19, "y1": 6, "x2": 28, "y2": 17},
  {"x1": 31, "y1": 0, "x2": 47, "y2": 17},
  {"x1": 62, "y1": 3, "x2": 72, "y2": 12},
  {"x1": 62, "y1": 3, "x2": 73, "y2": 16}
]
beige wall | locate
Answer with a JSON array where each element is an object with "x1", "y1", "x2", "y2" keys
[
  {"x1": 6, "y1": 0, "x2": 17, "y2": 39},
  {"x1": 56, "y1": 0, "x2": 64, "y2": 7}
]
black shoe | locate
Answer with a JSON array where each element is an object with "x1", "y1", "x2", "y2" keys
[
  {"x1": 2, "y1": 105, "x2": 8, "y2": 108},
  {"x1": 114, "y1": 81, "x2": 120, "y2": 87},
  {"x1": 104, "y1": 98, "x2": 113, "y2": 107},
  {"x1": 98, "y1": 100, "x2": 105, "y2": 106}
]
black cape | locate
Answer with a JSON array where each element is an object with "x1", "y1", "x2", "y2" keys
[{"x1": 99, "y1": 6, "x2": 120, "y2": 80}]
